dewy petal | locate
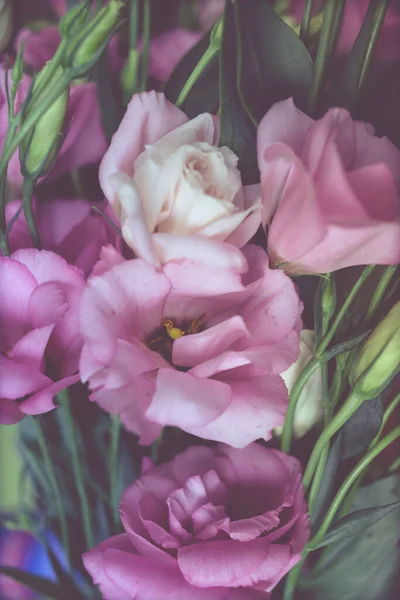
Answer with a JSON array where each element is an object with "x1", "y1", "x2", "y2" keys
[
  {"x1": 178, "y1": 537, "x2": 290, "y2": 588},
  {"x1": 153, "y1": 234, "x2": 248, "y2": 273},
  {"x1": 99, "y1": 91, "x2": 188, "y2": 202},
  {"x1": 146, "y1": 369, "x2": 232, "y2": 429}
]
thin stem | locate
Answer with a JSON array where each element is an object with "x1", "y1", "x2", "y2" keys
[
  {"x1": 22, "y1": 177, "x2": 41, "y2": 249},
  {"x1": 366, "y1": 266, "x2": 397, "y2": 319},
  {"x1": 355, "y1": 0, "x2": 390, "y2": 98},
  {"x1": 307, "y1": 425, "x2": 400, "y2": 549},
  {"x1": 308, "y1": 0, "x2": 345, "y2": 114},
  {"x1": 388, "y1": 456, "x2": 400, "y2": 473},
  {"x1": 139, "y1": 0, "x2": 151, "y2": 92},
  {"x1": 283, "y1": 558, "x2": 305, "y2": 600},
  {"x1": 59, "y1": 390, "x2": 95, "y2": 550},
  {"x1": 176, "y1": 46, "x2": 219, "y2": 107},
  {"x1": 316, "y1": 266, "x2": 375, "y2": 358},
  {"x1": 308, "y1": 442, "x2": 329, "y2": 515},
  {"x1": 129, "y1": 0, "x2": 139, "y2": 50},
  {"x1": 300, "y1": 0, "x2": 315, "y2": 43},
  {"x1": 32, "y1": 417, "x2": 70, "y2": 563},
  {"x1": 303, "y1": 390, "x2": 363, "y2": 490},
  {"x1": 110, "y1": 415, "x2": 122, "y2": 529},
  {"x1": 281, "y1": 358, "x2": 320, "y2": 453}
]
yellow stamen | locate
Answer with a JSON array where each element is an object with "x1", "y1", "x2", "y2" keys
[{"x1": 163, "y1": 319, "x2": 186, "y2": 340}]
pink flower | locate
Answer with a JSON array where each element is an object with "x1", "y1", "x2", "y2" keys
[
  {"x1": 143, "y1": 28, "x2": 201, "y2": 81},
  {"x1": 0, "y1": 249, "x2": 84, "y2": 424},
  {"x1": 80, "y1": 244, "x2": 302, "y2": 447},
  {"x1": 6, "y1": 198, "x2": 119, "y2": 276},
  {"x1": 257, "y1": 98, "x2": 400, "y2": 274},
  {"x1": 195, "y1": 0, "x2": 225, "y2": 31},
  {"x1": 100, "y1": 91, "x2": 262, "y2": 270},
  {"x1": 83, "y1": 443, "x2": 309, "y2": 599}
]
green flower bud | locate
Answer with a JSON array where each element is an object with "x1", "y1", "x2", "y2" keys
[
  {"x1": 59, "y1": 1, "x2": 91, "y2": 38},
  {"x1": 20, "y1": 66, "x2": 69, "y2": 178},
  {"x1": 351, "y1": 302, "x2": 400, "y2": 400},
  {"x1": 66, "y1": 0, "x2": 124, "y2": 72},
  {"x1": 314, "y1": 274, "x2": 336, "y2": 341}
]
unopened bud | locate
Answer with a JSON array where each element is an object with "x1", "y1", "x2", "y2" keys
[
  {"x1": 0, "y1": 0, "x2": 13, "y2": 54},
  {"x1": 59, "y1": 0, "x2": 91, "y2": 38},
  {"x1": 351, "y1": 302, "x2": 400, "y2": 400},
  {"x1": 20, "y1": 66, "x2": 69, "y2": 177},
  {"x1": 275, "y1": 330, "x2": 323, "y2": 439},
  {"x1": 210, "y1": 15, "x2": 224, "y2": 48},
  {"x1": 66, "y1": 0, "x2": 124, "y2": 72},
  {"x1": 315, "y1": 275, "x2": 336, "y2": 341}
]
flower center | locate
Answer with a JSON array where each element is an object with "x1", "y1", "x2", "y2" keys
[{"x1": 146, "y1": 316, "x2": 204, "y2": 365}]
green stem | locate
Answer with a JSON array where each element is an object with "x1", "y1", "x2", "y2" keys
[
  {"x1": 388, "y1": 456, "x2": 400, "y2": 473},
  {"x1": 366, "y1": 266, "x2": 397, "y2": 319},
  {"x1": 307, "y1": 0, "x2": 345, "y2": 114},
  {"x1": 22, "y1": 177, "x2": 41, "y2": 249},
  {"x1": 307, "y1": 425, "x2": 400, "y2": 549},
  {"x1": 355, "y1": 0, "x2": 390, "y2": 99},
  {"x1": 280, "y1": 357, "x2": 320, "y2": 453},
  {"x1": 283, "y1": 558, "x2": 305, "y2": 600},
  {"x1": 176, "y1": 45, "x2": 219, "y2": 108},
  {"x1": 139, "y1": 0, "x2": 151, "y2": 92},
  {"x1": 303, "y1": 390, "x2": 363, "y2": 490},
  {"x1": 316, "y1": 266, "x2": 375, "y2": 358},
  {"x1": 59, "y1": 390, "x2": 95, "y2": 550},
  {"x1": 308, "y1": 442, "x2": 329, "y2": 515},
  {"x1": 299, "y1": 0, "x2": 314, "y2": 43},
  {"x1": 110, "y1": 415, "x2": 122, "y2": 529},
  {"x1": 32, "y1": 417, "x2": 70, "y2": 563}
]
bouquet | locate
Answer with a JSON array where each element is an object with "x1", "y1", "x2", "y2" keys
[{"x1": 0, "y1": 1, "x2": 399, "y2": 599}]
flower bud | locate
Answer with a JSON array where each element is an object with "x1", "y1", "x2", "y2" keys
[
  {"x1": 315, "y1": 275, "x2": 336, "y2": 341},
  {"x1": 351, "y1": 302, "x2": 400, "y2": 400},
  {"x1": 275, "y1": 330, "x2": 323, "y2": 439},
  {"x1": 59, "y1": 0, "x2": 91, "y2": 38},
  {"x1": 0, "y1": 0, "x2": 13, "y2": 54},
  {"x1": 20, "y1": 66, "x2": 69, "y2": 178},
  {"x1": 66, "y1": 0, "x2": 124, "y2": 72}
]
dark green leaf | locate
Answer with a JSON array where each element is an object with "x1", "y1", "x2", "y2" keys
[
  {"x1": 236, "y1": 0, "x2": 314, "y2": 121},
  {"x1": 301, "y1": 475, "x2": 400, "y2": 600},
  {"x1": 164, "y1": 32, "x2": 219, "y2": 118},
  {"x1": 219, "y1": 0, "x2": 258, "y2": 184},
  {"x1": 311, "y1": 433, "x2": 342, "y2": 528},
  {"x1": 340, "y1": 396, "x2": 383, "y2": 460},
  {"x1": 309, "y1": 501, "x2": 400, "y2": 550},
  {"x1": 0, "y1": 566, "x2": 64, "y2": 599}
]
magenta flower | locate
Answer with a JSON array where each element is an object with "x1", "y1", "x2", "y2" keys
[
  {"x1": 257, "y1": 98, "x2": 400, "y2": 274},
  {"x1": 99, "y1": 91, "x2": 262, "y2": 270},
  {"x1": 0, "y1": 249, "x2": 84, "y2": 424},
  {"x1": 6, "y1": 198, "x2": 119, "y2": 276},
  {"x1": 83, "y1": 443, "x2": 309, "y2": 599},
  {"x1": 80, "y1": 244, "x2": 302, "y2": 447}
]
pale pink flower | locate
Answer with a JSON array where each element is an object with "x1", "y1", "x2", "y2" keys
[
  {"x1": 80, "y1": 245, "x2": 302, "y2": 447},
  {"x1": 6, "y1": 198, "x2": 119, "y2": 276},
  {"x1": 100, "y1": 91, "x2": 262, "y2": 270},
  {"x1": 83, "y1": 443, "x2": 309, "y2": 599},
  {"x1": 257, "y1": 98, "x2": 400, "y2": 274},
  {"x1": 0, "y1": 249, "x2": 84, "y2": 424}
]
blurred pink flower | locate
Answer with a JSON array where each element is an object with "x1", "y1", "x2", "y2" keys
[
  {"x1": 143, "y1": 28, "x2": 201, "y2": 81},
  {"x1": 257, "y1": 98, "x2": 400, "y2": 274},
  {"x1": 195, "y1": 0, "x2": 225, "y2": 31},
  {"x1": 0, "y1": 249, "x2": 84, "y2": 424},
  {"x1": 83, "y1": 443, "x2": 309, "y2": 599},
  {"x1": 6, "y1": 198, "x2": 119, "y2": 276},
  {"x1": 100, "y1": 91, "x2": 262, "y2": 270},
  {"x1": 80, "y1": 244, "x2": 302, "y2": 447}
]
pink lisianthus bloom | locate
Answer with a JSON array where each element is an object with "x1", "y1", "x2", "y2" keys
[
  {"x1": 80, "y1": 244, "x2": 302, "y2": 447},
  {"x1": 99, "y1": 91, "x2": 262, "y2": 270},
  {"x1": 257, "y1": 98, "x2": 400, "y2": 274},
  {"x1": 6, "y1": 198, "x2": 119, "y2": 276},
  {"x1": 83, "y1": 443, "x2": 309, "y2": 599},
  {"x1": 0, "y1": 249, "x2": 84, "y2": 424}
]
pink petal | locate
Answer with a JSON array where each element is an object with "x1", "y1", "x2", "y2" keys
[
  {"x1": 7, "y1": 326, "x2": 54, "y2": 372},
  {"x1": 153, "y1": 234, "x2": 248, "y2": 272},
  {"x1": 224, "y1": 184, "x2": 263, "y2": 248},
  {"x1": 12, "y1": 249, "x2": 83, "y2": 287},
  {"x1": 146, "y1": 368, "x2": 232, "y2": 429},
  {"x1": 178, "y1": 537, "x2": 290, "y2": 588},
  {"x1": 0, "y1": 353, "x2": 50, "y2": 400},
  {"x1": 19, "y1": 373, "x2": 80, "y2": 415},
  {"x1": 147, "y1": 28, "x2": 201, "y2": 81},
  {"x1": 0, "y1": 399, "x2": 25, "y2": 424},
  {"x1": 28, "y1": 282, "x2": 69, "y2": 328},
  {"x1": 99, "y1": 91, "x2": 188, "y2": 202}
]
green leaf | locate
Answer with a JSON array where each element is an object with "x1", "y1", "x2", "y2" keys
[
  {"x1": 301, "y1": 475, "x2": 400, "y2": 600},
  {"x1": 323, "y1": 329, "x2": 371, "y2": 361},
  {"x1": 0, "y1": 566, "x2": 64, "y2": 600},
  {"x1": 309, "y1": 501, "x2": 400, "y2": 550},
  {"x1": 219, "y1": 0, "x2": 258, "y2": 185},
  {"x1": 340, "y1": 396, "x2": 383, "y2": 461},
  {"x1": 235, "y1": 0, "x2": 314, "y2": 121},
  {"x1": 164, "y1": 32, "x2": 219, "y2": 118},
  {"x1": 311, "y1": 433, "x2": 342, "y2": 528}
]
